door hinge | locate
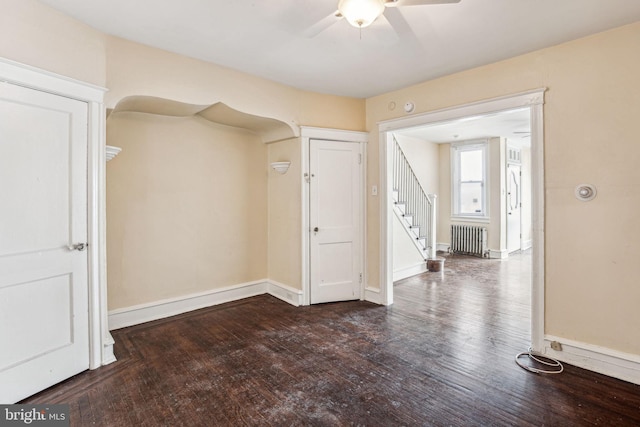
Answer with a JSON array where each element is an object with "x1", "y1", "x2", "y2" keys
[
  {"x1": 358, "y1": 153, "x2": 362, "y2": 164},
  {"x1": 359, "y1": 273, "x2": 363, "y2": 284}
]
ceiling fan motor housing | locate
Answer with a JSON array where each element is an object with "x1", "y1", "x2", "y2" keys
[{"x1": 338, "y1": 0, "x2": 386, "y2": 28}]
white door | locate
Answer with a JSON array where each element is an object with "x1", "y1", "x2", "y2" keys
[
  {"x1": 506, "y1": 163, "x2": 522, "y2": 253},
  {"x1": 310, "y1": 139, "x2": 362, "y2": 304},
  {"x1": 0, "y1": 82, "x2": 89, "y2": 403}
]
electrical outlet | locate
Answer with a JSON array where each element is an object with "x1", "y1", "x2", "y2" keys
[{"x1": 550, "y1": 341, "x2": 563, "y2": 351}]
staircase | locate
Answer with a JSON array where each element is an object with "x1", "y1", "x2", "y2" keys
[{"x1": 392, "y1": 137, "x2": 437, "y2": 260}]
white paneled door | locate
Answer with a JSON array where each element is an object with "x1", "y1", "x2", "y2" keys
[
  {"x1": 309, "y1": 139, "x2": 362, "y2": 304},
  {"x1": 0, "y1": 82, "x2": 90, "y2": 403}
]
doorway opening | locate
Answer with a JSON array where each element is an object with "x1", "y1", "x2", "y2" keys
[{"x1": 379, "y1": 90, "x2": 545, "y2": 352}]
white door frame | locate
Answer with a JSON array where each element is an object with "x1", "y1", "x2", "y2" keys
[
  {"x1": 0, "y1": 57, "x2": 114, "y2": 368},
  {"x1": 378, "y1": 89, "x2": 546, "y2": 352},
  {"x1": 300, "y1": 126, "x2": 368, "y2": 306}
]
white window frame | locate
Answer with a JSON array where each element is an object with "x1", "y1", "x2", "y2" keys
[{"x1": 451, "y1": 140, "x2": 489, "y2": 219}]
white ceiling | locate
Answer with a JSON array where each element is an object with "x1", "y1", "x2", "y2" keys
[
  {"x1": 395, "y1": 107, "x2": 530, "y2": 145},
  {"x1": 37, "y1": 0, "x2": 640, "y2": 98}
]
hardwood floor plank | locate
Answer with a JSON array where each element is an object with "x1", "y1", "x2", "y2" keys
[{"x1": 22, "y1": 251, "x2": 640, "y2": 426}]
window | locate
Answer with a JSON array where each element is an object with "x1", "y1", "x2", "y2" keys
[{"x1": 451, "y1": 141, "x2": 488, "y2": 218}]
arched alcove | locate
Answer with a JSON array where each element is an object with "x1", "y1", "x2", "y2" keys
[
  {"x1": 105, "y1": 95, "x2": 304, "y2": 315},
  {"x1": 109, "y1": 95, "x2": 299, "y2": 143}
]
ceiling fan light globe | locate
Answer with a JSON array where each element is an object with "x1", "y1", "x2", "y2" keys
[{"x1": 338, "y1": 0, "x2": 385, "y2": 28}]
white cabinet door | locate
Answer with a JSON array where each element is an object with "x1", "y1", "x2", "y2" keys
[
  {"x1": 0, "y1": 82, "x2": 89, "y2": 403},
  {"x1": 309, "y1": 139, "x2": 362, "y2": 304}
]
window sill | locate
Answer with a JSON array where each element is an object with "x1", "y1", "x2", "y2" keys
[{"x1": 450, "y1": 216, "x2": 490, "y2": 224}]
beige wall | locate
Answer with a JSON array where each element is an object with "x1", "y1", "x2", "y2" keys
[
  {"x1": 0, "y1": 0, "x2": 365, "y2": 131},
  {"x1": 0, "y1": 0, "x2": 106, "y2": 87},
  {"x1": 1, "y1": 0, "x2": 362, "y2": 300},
  {"x1": 394, "y1": 134, "x2": 440, "y2": 195},
  {"x1": 101, "y1": 36, "x2": 364, "y2": 305},
  {"x1": 6, "y1": 0, "x2": 640, "y2": 360},
  {"x1": 393, "y1": 214, "x2": 425, "y2": 274},
  {"x1": 267, "y1": 138, "x2": 302, "y2": 288},
  {"x1": 367, "y1": 22, "x2": 640, "y2": 355},
  {"x1": 106, "y1": 113, "x2": 268, "y2": 310},
  {"x1": 101, "y1": 39, "x2": 366, "y2": 307},
  {"x1": 104, "y1": 36, "x2": 365, "y2": 131}
]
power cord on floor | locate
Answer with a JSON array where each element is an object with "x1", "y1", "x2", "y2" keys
[{"x1": 515, "y1": 348, "x2": 564, "y2": 374}]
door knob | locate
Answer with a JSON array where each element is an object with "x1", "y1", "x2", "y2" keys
[
  {"x1": 68, "y1": 243, "x2": 88, "y2": 251},
  {"x1": 313, "y1": 227, "x2": 319, "y2": 233}
]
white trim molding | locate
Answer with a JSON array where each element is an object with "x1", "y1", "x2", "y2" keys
[
  {"x1": 108, "y1": 280, "x2": 303, "y2": 330},
  {"x1": 544, "y1": 335, "x2": 640, "y2": 385},
  {"x1": 300, "y1": 126, "x2": 369, "y2": 306},
  {"x1": 393, "y1": 262, "x2": 428, "y2": 282},
  {"x1": 379, "y1": 89, "x2": 546, "y2": 348},
  {"x1": 488, "y1": 249, "x2": 509, "y2": 259},
  {"x1": 0, "y1": 57, "x2": 112, "y2": 369},
  {"x1": 267, "y1": 280, "x2": 304, "y2": 306},
  {"x1": 300, "y1": 126, "x2": 369, "y2": 144},
  {"x1": 102, "y1": 333, "x2": 117, "y2": 366},
  {"x1": 364, "y1": 287, "x2": 382, "y2": 305},
  {"x1": 0, "y1": 57, "x2": 105, "y2": 102},
  {"x1": 450, "y1": 140, "x2": 489, "y2": 218},
  {"x1": 449, "y1": 216, "x2": 490, "y2": 224},
  {"x1": 436, "y1": 243, "x2": 450, "y2": 253},
  {"x1": 378, "y1": 89, "x2": 546, "y2": 134}
]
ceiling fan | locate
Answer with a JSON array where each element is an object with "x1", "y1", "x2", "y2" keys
[
  {"x1": 302, "y1": 0, "x2": 461, "y2": 39},
  {"x1": 337, "y1": 0, "x2": 461, "y2": 29}
]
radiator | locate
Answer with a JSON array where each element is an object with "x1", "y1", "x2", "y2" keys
[{"x1": 450, "y1": 225, "x2": 487, "y2": 257}]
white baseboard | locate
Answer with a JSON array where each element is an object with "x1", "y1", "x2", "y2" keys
[
  {"x1": 522, "y1": 239, "x2": 533, "y2": 250},
  {"x1": 108, "y1": 279, "x2": 303, "y2": 330},
  {"x1": 393, "y1": 261, "x2": 427, "y2": 281},
  {"x1": 364, "y1": 286, "x2": 382, "y2": 305},
  {"x1": 436, "y1": 243, "x2": 450, "y2": 253},
  {"x1": 543, "y1": 335, "x2": 640, "y2": 385},
  {"x1": 488, "y1": 249, "x2": 508, "y2": 259},
  {"x1": 101, "y1": 332, "x2": 117, "y2": 366},
  {"x1": 266, "y1": 280, "x2": 304, "y2": 306}
]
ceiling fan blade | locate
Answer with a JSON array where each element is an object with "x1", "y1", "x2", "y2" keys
[
  {"x1": 383, "y1": 8, "x2": 423, "y2": 50},
  {"x1": 385, "y1": 0, "x2": 461, "y2": 7},
  {"x1": 301, "y1": 10, "x2": 343, "y2": 38},
  {"x1": 384, "y1": 8, "x2": 412, "y2": 37},
  {"x1": 366, "y1": 14, "x2": 400, "y2": 46}
]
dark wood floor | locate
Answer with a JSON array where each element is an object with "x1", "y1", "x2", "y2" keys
[{"x1": 24, "y1": 251, "x2": 640, "y2": 426}]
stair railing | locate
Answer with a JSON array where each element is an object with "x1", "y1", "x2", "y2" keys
[{"x1": 392, "y1": 136, "x2": 437, "y2": 259}]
